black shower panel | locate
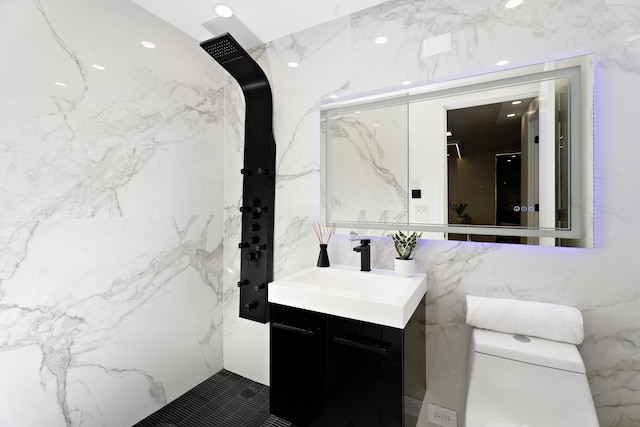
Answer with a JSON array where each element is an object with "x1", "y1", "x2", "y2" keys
[{"x1": 200, "y1": 33, "x2": 276, "y2": 323}]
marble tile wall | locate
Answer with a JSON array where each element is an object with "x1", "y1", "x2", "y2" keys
[
  {"x1": 223, "y1": 0, "x2": 640, "y2": 426},
  {"x1": 0, "y1": 1, "x2": 225, "y2": 426}
]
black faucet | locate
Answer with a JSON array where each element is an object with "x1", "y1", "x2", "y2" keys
[{"x1": 353, "y1": 239, "x2": 371, "y2": 272}]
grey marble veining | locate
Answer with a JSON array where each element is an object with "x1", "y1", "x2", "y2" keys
[
  {"x1": 328, "y1": 111, "x2": 408, "y2": 224},
  {"x1": 0, "y1": 0, "x2": 225, "y2": 426}
]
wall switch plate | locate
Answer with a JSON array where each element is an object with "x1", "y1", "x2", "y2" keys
[
  {"x1": 403, "y1": 395, "x2": 422, "y2": 418},
  {"x1": 427, "y1": 403, "x2": 457, "y2": 427}
]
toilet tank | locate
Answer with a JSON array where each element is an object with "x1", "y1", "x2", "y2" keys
[{"x1": 466, "y1": 329, "x2": 599, "y2": 427}]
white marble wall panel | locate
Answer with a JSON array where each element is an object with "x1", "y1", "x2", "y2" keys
[
  {"x1": 224, "y1": 0, "x2": 640, "y2": 426},
  {"x1": 0, "y1": 0, "x2": 225, "y2": 426}
]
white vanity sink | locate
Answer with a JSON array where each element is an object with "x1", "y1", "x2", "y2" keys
[{"x1": 268, "y1": 264, "x2": 427, "y2": 328}]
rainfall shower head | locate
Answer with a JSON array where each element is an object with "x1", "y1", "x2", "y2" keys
[
  {"x1": 200, "y1": 33, "x2": 271, "y2": 100},
  {"x1": 200, "y1": 33, "x2": 243, "y2": 64}
]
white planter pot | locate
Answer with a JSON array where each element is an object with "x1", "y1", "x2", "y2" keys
[{"x1": 394, "y1": 258, "x2": 415, "y2": 277}]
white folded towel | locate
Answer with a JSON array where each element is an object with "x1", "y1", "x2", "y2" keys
[{"x1": 465, "y1": 295, "x2": 584, "y2": 345}]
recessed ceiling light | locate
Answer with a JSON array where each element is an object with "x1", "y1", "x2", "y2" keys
[
  {"x1": 496, "y1": 59, "x2": 509, "y2": 66},
  {"x1": 374, "y1": 36, "x2": 388, "y2": 44},
  {"x1": 505, "y1": 0, "x2": 523, "y2": 9},
  {"x1": 92, "y1": 64, "x2": 106, "y2": 71},
  {"x1": 511, "y1": 100, "x2": 522, "y2": 105},
  {"x1": 54, "y1": 81, "x2": 66, "y2": 87},
  {"x1": 329, "y1": 94, "x2": 339, "y2": 99},
  {"x1": 507, "y1": 113, "x2": 516, "y2": 118},
  {"x1": 214, "y1": 4, "x2": 234, "y2": 18},
  {"x1": 401, "y1": 80, "x2": 412, "y2": 86},
  {"x1": 287, "y1": 61, "x2": 299, "y2": 68},
  {"x1": 141, "y1": 41, "x2": 156, "y2": 49}
]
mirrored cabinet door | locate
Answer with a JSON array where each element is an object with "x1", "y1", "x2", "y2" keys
[{"x1": 327, "y1": 102, "x2": 409, "y2": 225}]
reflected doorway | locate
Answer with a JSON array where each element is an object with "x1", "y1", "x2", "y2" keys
[{"x1": 446, "y1": 98, "x2": 537, "y2": 243}]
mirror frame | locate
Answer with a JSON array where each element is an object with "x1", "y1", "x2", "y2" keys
[{"x1": 321, "y1": 55, "x2": 593, "y2": 246}]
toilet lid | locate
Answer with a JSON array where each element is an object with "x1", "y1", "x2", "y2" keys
[
  {"x1": 466, "y1": 352, "x2": 600, "y2": 427},
  {"x1": 472, "y1": 329, "x2": 585, "y2": 373}
]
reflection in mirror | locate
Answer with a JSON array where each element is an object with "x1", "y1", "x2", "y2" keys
[
  {"x1": 321, "y1": 56, "x2": 593, "y2": 247},
  {"x1": 445, "y1": 78, "x2": 570, "y2": 245},
  {"x1": 328, "y1": 102, "x2": 408, "y2": 224}
]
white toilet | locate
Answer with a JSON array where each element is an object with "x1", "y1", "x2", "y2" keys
[{"x1": 465, "y1": 328, "x2": 600, "y2": 427}]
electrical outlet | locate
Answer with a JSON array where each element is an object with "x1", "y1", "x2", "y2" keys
[
  {"x1": 403, "y1": 395, "x2": 422, "y2": 418},
  {"x1": 427, "y1": 403, "x2": 457, "y2": 427}
]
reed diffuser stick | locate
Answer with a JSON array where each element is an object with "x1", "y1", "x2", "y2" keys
[
  {"x1": 312, "y1": 222, "x2": 322, "y2": 243},
  {"x1": 326, "y1": 223, "x2": 336, "y2": 244},
  {"x1": 312, "y1": 221, "x2": 336, "y2": 244}
]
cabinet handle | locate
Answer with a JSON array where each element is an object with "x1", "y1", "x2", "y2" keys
[
  {"x1": 272, "y1": 322, "x2": 315, "y2": 337},
  {"x1": 333, "y1": 336, "x2": 389, "y2": 355}
]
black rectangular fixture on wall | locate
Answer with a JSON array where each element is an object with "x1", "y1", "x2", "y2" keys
[{"x1": 200, "y1": 33, "x2": 276, "y2": 323}]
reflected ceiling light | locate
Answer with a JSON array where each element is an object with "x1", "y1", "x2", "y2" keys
[
  {"x1": 214, "y1": 4, "x2": 234, "y2": 18},
  {"x1": 511, "y1": 100, "x2": 522, "y2": 105},
  {"x1": 374, "y1": 36, "x2": 388, "y2": 44},
  {"x1": 496, "y1": 59, "x2": 509, "y2": 66},
  {"x1": 54, "y1": 81, "x2": 67, "y2": 87},
  {"x1": 401, "y1": 80, "x2": 412, "y2": 86},
  {"x1": 92, "y1": 64, "x2": 106, "y2": 71},
  {"x1": 329, "y1": 94, "x2": 339, "y2": 99},
  {"x1": 625, "y1": 34, "x2": 640, "y2": 42},
  {"x1": 141, "y1": 41, "x2": 156, "y2": 49},
  {"x1": 507, "y1": 113, "x2": 516, "y2": 118},
  {"x1": 447, "y1": 131, "x2": 453, "y2": 137},
  {"x1": 373, "y1": 123, "x2": 381, "y2": 127},
  {"x1": 287, "y1": 61, "x2": 299, "y2": 68},
  {"x1": 505, "y1": 0, "x2": 524, "y2": 8}
]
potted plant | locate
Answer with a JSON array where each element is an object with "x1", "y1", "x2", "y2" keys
[
  {"x1": 389, "y1": 230, "x2": 422, "y2": 277},
  {"x1": 450, "y1": 202, "x2": 471, "y2": 224}
]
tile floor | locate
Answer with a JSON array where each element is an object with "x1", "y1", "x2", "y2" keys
[{"x1": 133, "y1": 369, "x2": 294, "y2": 427}]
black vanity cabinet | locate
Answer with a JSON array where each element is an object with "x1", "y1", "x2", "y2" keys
[
  {"x1": 270, "y1": 303, "x2": 421, "y2": 427},
  {"x1": 270, "y1": 303, "x2": 327, "y2": 426},
  {"x1": 314, "y1": 316, "x2": 403, "y2": 427}
]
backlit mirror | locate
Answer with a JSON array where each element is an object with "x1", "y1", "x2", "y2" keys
[{"x1": 321, "y1": 55, "x2": 593, "y2": 247}]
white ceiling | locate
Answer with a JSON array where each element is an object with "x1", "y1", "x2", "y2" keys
[{"x1": 131, "y1": 0, "x2": 388, "y2": 45}]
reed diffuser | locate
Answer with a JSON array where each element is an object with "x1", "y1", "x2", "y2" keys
[{"x1": 313, "y1": 221, "x2": 336, "y2": 267}]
